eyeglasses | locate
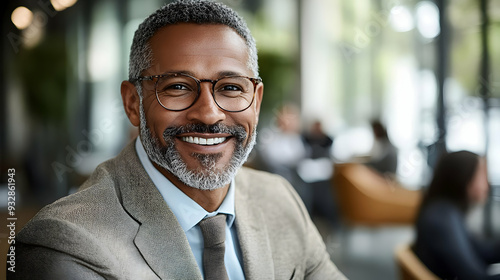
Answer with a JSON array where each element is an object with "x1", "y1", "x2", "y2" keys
[{"x1": 134, "y1": 72, "x2": 262, "y2": 112}]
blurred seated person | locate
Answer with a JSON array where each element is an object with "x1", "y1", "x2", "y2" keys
[
  {"x1": 298, "y1": 119, "x2": 334, "y2": 184},
  {"x1": 302, "y1": 120, "x2": 333, "y2": 160},
  {"x1": 365, "y1": 119, "x2": 398, "y2": 175},
  {"x1": 299, "y1": 120, "x2": 340, "y2": 228},
  {"x1": 258, "y1": 104, "x2": 312, "y2": 211},
  {"x1": 414, "y1": 151, "x2": 500, "y2": 279},
  {"x1": 259, "y1": 104, "x2": 306, "y2": 179}
]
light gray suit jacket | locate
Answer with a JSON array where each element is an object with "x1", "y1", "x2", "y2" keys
[{"x1": 11, "y1": 141, "x2": 346, "y2": 280}]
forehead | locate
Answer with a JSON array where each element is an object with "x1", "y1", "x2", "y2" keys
[{"x1": 147, "y1": 23, "x2": 250, "y2": 76}]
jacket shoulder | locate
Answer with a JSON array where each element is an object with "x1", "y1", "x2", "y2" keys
[{"x1": 17, "y1": 147, "x2": 138, "y2": 247}]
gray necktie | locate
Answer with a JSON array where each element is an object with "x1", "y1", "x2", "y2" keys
[{"x1": 199, "y1": 214, "x2": 229, "y2": 280}]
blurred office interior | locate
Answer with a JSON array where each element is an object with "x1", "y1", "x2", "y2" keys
[{"x1": 1, "y1": 0, "x2": 500, "y2": 279}]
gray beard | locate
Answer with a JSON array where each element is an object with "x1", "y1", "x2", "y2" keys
[{"x1": 139, "y1": 102, "x2": 256, "y2": 191}]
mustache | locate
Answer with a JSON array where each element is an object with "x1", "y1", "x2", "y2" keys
[{"x1": 162, "y1": 123, "x2": 247, "y2": 142}]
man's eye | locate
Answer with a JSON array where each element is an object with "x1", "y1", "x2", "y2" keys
[
  {"x1": 221, "y1": 85, "x2": 243, "y2": 91},
  {"x1": 168, "y1": 84, "x2": 190, "y2": 91},
  {"x1": 158, "y1": 83, "x2": 192, "y2": 93}
]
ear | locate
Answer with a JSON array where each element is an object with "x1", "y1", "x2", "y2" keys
[
  {"x1": 253, "y1": 82, "x2": 264, "y2": 120},
  {"x1": 121, "y1": 81, "x2": 141, "y2": 127}
]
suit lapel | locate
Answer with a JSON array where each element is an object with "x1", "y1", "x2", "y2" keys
[
  {"x1": 114, "y1": 141, "x2": 202, "y2": 280},
  {"x1": 235, "y1": 169, "x2": 275, "y2": 280}
]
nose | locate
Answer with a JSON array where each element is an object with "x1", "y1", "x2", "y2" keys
[{"x1": 185, "y1": 83, "x2": 226, "y2": 124}]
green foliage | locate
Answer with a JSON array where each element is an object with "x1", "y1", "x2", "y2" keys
[
  {"x1": 258, "y1": 50, "x2": 298, "y2": 121},
  {"x1": 17, "y1": 35, "x2": 68, "y2": 123}
]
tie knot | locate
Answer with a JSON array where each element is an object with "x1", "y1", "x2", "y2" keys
[{"x1": 199, "y1": 214, "x2": 227, "y2": 248}]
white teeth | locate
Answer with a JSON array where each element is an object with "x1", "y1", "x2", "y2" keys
[{"x1": 181, "y1": 136, "x2": 226, "y2": 146}]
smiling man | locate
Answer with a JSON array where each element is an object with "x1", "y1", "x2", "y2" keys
[{"x1": 11, "y1": 1, "x2": 346, "y2": 279}]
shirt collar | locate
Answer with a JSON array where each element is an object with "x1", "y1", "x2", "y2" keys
[{"x1": 135, "y1": 138, "x2": 236, "y2": 231}]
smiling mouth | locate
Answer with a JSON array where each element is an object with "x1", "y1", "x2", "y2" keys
[{"x1": 181, "y1": 136, "x2": 227, "y2": 146}]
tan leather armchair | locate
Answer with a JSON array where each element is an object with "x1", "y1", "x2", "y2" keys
[{"x1": 332, "y1": 163, "x2": 421, "y2": 226}]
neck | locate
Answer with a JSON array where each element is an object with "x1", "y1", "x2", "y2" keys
[{"x1": 153, "y1": 162, "x2": 229, "y2": 212}]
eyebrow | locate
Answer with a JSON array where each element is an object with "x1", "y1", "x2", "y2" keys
[{"x1": 161, "y1": 70, "x2": 249, "y2": 79}]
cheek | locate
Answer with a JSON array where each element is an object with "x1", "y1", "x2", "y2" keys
[
  {"x1": 145, "y1": 112, "x2": 182, "y2": 142},
  {"x1": 469, "y1": 176, "x2": 489, "y2": 202},
  {"x1": 231, "y1": 110, "x2": 257, "y2": 128},
  {"x1": 478, "y1": 173, "x2": 489, "y2": 195},
  {"x1": 479, "y1": 180, "x2": 489, "y2": 199}
]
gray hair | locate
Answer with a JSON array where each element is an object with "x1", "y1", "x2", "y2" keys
[{"x1": 129, "y1": 0, "x2": 259, "y2": 96}]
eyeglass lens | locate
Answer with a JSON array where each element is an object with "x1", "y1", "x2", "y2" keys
[{"x1": 155, "y1": 75, "x2": 255, "y2": 112}]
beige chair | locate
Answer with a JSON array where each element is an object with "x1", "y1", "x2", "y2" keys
[
  {"x1": 332, "y1": 163, "x2": 421, "y2": 226},
  {"x1": 395, "y1": 244, "x2": 440, "y2": 280}
]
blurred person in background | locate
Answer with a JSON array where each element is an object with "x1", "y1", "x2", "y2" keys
[
  {"x1": 300, "y1": 120, "x2": 340, "y2": 229},
  {"x1": 414, "y1": 151, "x2": 500, "y2": 279},
  {"x1": 258, "y1": 104, "x2": 313, "y2": 211},
  {"x1": 302, "y1": 120, "x2": 333, "y2": 160},
  {"x1": 365, "y1": 119, "x2": 398, "y2": 176},
  {"x1": 10, "y1": 1, "x2": 346, "y2": 279}
]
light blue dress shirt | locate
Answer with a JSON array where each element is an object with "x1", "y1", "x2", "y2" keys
[{"x1": 135, "y1": 138, "x2": 245, "y2": 279}]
